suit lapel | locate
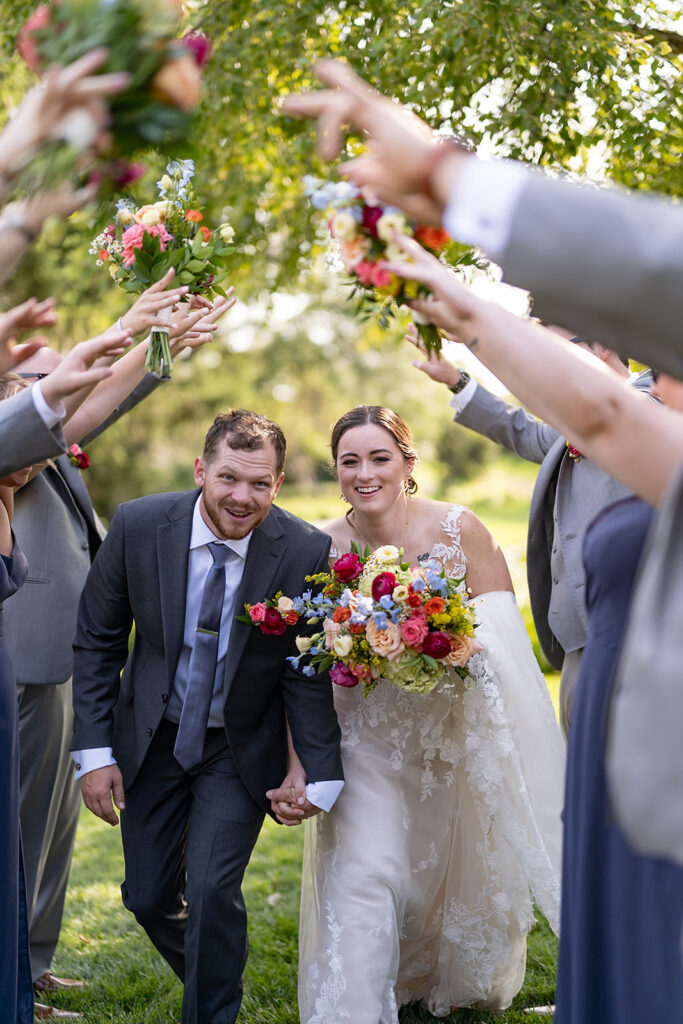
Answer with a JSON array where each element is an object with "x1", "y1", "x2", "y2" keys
[
  {"x1": 157, "y1": 491, "x2": 198, "y2": 685},
  {"x1": 223, "y1": 507, "x2": 286, "y2": 697}
]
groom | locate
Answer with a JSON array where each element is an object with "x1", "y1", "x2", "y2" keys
[{"x1": 70, "y1": 409, "x2": 343, "y2": 1024}]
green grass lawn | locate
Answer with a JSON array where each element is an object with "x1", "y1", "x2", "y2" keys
[{"x1": 45, "y1": 460, "x2": 560, "y2": 1022}]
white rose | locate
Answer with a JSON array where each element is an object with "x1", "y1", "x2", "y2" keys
[
  {"x1": 117, "y1": 208, "x2": 135, "y2": 225},
  {"x1": 330, "y1": 211, "x2": 358, "y2": 242},
  {"x1": 376, "y1": 212, "x2": 411, "y2": 243},
  {"x1": 383, "y1": 241, "x2": 410, "y2": 263},
  {"x1": 375, "y1": 545, "x2": 400, "y2": 565},
  {"x1": 295, "y1": 635, "x2": 313, "y2": 655},
  {"x1": 140, "y1": 208, "x2": 162, "y2": 226},
  {"x1": 219, "y1": 223, "x2": 235, "y2": 243},
  {"x1": 277, "y1": 596, "x2": 294, "y2": 616},
  {"x1": 160, "y1": 174, "x2": 174, "y2": 192},
  {"x1": 333, "y1": 634, "x2": 354, "y2": 658},
  {"x1": 154, "y1": 200, "x2": 173, "y2": 218}
]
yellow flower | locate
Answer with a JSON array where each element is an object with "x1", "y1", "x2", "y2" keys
[
  {"x1": 117, "y1": 208, "x2": 135, "y2": 225},
  {"x1": 392, "y1": 585, "x2": 409, "y2": 603},
  {"x1": 376, "y1": 212, "x2": 412, "y2": 243},
  {"x1": 330, "y1": 211, "x2": 358, "y2": 242},
  {"x1": 160, "y1": 174, "x2": 173, "y2": 192},
  {"x1": 375, "y1": 545, "x2": 400, "y2": 565},
  {"x1": 403, "y1": 280, "x2": 420, "y2": 299}
]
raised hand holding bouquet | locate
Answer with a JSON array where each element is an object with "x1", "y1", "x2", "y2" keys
[
  {"x1": 241, "y1": 543, "x2": 481, "y2": 696},
  {"x1": 304, "y1": 176, "x2": 455, "y2": 356},
  {"x1": 91, "y1": 159, "x2": 236, "y2": 376},
  {"x1": 16, "y1": 0, "x2": 210, "y2": 192}
]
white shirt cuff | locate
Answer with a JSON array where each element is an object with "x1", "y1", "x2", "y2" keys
[
  {"x1": 449, "y1": 377, "x2": 478, "y2": 416},
  {"x1": 305, "y1": 779, "x2": 344, "y2": 812},
  {"x1": 444, "y1": 158, "x2": 528, "y2": 263},
  {"x1": 33, "y1": 380, "x2": 66, "y2": 427},
  {"x1": 72, "y1": 747, "x2": 117, "y2": 780}
]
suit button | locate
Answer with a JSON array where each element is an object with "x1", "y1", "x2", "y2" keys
[
  {"x1": 146, "y1": 728, "x2": 153, "y2": 737},
  {"x1": 75, "y1": 763, "x2": 81, "y2": 771},
  {"x1": 553, "y1": 576, "x2": 560, "y2": 584},
  {"x1": 161, "y1": 693, "x2": 169, "y2": 703},
  {"x1": 81, "y1": 541, "x2": 89, "y2": 550}
]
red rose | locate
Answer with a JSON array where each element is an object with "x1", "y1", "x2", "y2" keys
[
  {"x1": 18, "y1": 5, "x2": 50, "y2": 73},
  {"x1": 333, "y1": 552, "x2": 363, "y2": 582},
  {"x1": 330, "y1": 663, "x2": 359, "y2": 687},
  {"x1": 371, "y1": 572, "x2": 397, "y2": 602},
  {"x1": 68, "y1": 444, "x2": 90, "y2": 470},
  {"x1": 422, "y1": 630, "x2": 452, "y2": 659},
  {"x1": 361, "y1": 204, "x2": 383, "y2": 236},
  {"x1": 181, "y1": 31, "x2": 212, "y2": 68},
  {"x1": 260, "y1": 607, "x2": 287, "y2": 635}
]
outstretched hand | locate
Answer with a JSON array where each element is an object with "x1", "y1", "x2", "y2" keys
[
  {"x1": 40, "y1": 324, "x2": 132, "y2": 408},
  {"x1": 282, "y1": 60, "x2": 468, "y2": 224},
  {"x1": 80, "y1": 763, "x2": 125, "y2": 827},
  {"x1": 406, "y1": 322, "x2": 462, "y2": 387},
  {"x1": 169, "y1": 289, "x2": 236, "y2": 355},
  {"x1": 0, "y1": 297, "x2": 58, "y2": 373},
  {"x1": 121, "y1": 270, "x2": 189, "y2": 337}
]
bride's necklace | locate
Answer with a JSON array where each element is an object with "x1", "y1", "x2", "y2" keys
[{"x1": 346, "y1": 500, "x2": 411, "y2": 555}]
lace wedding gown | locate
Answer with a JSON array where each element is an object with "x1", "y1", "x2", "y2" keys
[{"x1": 299, "y1": 506, "x2": 565, "y2": 1023}]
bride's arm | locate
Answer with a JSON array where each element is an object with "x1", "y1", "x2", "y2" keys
[
  {"x1": 267, "y1": 719, "x2": 309, "y2": 826},
  {"x1": 459, "y1": 510, "x2": 514, "y2": 598}
]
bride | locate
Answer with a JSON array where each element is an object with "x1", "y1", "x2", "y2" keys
[{"x1": 288, "y1": 405, "x2": 565, "y2": 1022}]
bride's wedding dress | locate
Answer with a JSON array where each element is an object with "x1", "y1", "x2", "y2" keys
[{"x1": 298, "y1": 506, "x2": 565, "y2": 1022}]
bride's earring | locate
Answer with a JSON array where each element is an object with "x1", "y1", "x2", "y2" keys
[{"x1": 340, "y1": 491, "x2": 349, "y2": 503}]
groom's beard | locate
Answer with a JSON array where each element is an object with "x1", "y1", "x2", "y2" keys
[{"x1": 200, "y1": 487, "x2": 272, "y2": 540}]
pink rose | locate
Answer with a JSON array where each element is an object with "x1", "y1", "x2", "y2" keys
[
  {"x1": 260, "y1": 607, "x2": 288, "y2": 636},
  {"x1": 371, "y1": 572, "x2": 397, "y2": 602},
  {"x1": 401, "y1": 614, "x2": 429, "y2": 649},
  {"x1": 354, "y1": 259, "x2": 375, "y2": 287},
  {"x1": 445, "y1": 634, "x2": 483, "y2": 668},
  {"x1": 110, "y1": 160, "x2": 145, "y2": 189},
  {"x1": 422, "y1": 630, "x2": 452, "y2": 659},
  {"x1": 369, "y1": 264, "x2": 392, "y2": 289},
  {"x1": 181, "y1": 31, "x2": 212, "y2": 68},
  {"x1": 333, "y1": 552, "x2": 363, "y2": 583},
  {"x1": 18, "y1": 5, "x2": 50, "y2": 73},
  {"x1": 365, "y1": 620, "x2": 404, "y2": 659},
  {"x1": 249, "y1": 602, "x2": 266, "y2": 623},
  {"x1": 330, "y1": 663, "x2": 359, "y2": 688}
]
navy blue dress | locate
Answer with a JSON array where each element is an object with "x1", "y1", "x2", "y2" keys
[
  {"x1": 556, "y1": 497, "x2": 683, "y2": 1024},
  {"x1": 0, "y1": 541, "x2": 33, "y2": 1023}
]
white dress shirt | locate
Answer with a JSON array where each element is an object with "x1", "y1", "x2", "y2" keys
[
  {"x1": 32, "y1": 381, "x2": 66, "y2": 427},
  {"x1": 444, "y1": 157, "x2": 528, "y2": 263},
  {"x1": 72, "y1": 497, "x2": 343, "y2": 812}
]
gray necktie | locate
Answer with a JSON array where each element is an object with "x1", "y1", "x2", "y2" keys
[{"x1": 173, "y1": 541, "x2": 233, "y2": 771}]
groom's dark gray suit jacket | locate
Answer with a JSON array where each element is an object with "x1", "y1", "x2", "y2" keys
[{"x1": 71, "y1": 489, "x2": 343, "y2": 807}]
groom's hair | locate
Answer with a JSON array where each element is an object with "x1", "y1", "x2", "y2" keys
[{"x1": 203, "y1": 410, "x2": 286, "y2": 475}]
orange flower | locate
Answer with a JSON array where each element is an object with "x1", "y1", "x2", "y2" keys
[
  {"x1": 99, "y1": 249, "x2": 110, "y2": 262},
  {"x1": 415, "y1": 225, "x2": 451, "y2": 251},
  {"x1": 285, "y1": 611, "x2": 299, "y2": 625},
  {"x1": 333, "y1": 606, "x2": 352, "y2": 624},
  {"x1": 200, "y1": 225, "x2": 212, "y2": 241},
  {"x1": 349, "y1": 623, "x2": 366, "y2": 635},
  {"x1": 424, "y1": 596, "x2": 446, "y2": 616},
  {"x1": 185, "y1": 210, "x2": 203, "y2": 223}
]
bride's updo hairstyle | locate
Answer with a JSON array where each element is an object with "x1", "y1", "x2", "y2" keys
[{"x1": 330, "y1": 405, "x2": 419, "y2": 495}]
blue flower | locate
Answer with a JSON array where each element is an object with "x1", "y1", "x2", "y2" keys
[
  {"x1": 286, "y1": 656, "x2": 301, "y2": 670},
  {"x1": 389, "y1": 607, "x2": 402, "y2": 624},
  {"x1": 312, "y1": 592, "x2": 324, "y2": 606},
  {"x1": 339, "y1": 588, "x2": 352, "y2": 607},
  {"x1": 350, "y1": 611, "x2": 368, "y2": 626},
  {"x1": 412, "y1": 578, "x2": 426, "y2": 592},
  {"x1": 292, "y1": 597, "x2": 304, "y2": 612},
  {"x1": 302, "y1": 665, "x2": 316, "y2": 677},
  {"x1": 372, "y1": 611, "x2": 388, "y2": 630},
  {"x1": 379, "y1": 595, "x2": 394, "y2": 610},
  {"x1": 357, "y1": 596, "x2": 374, "y2": 617}
]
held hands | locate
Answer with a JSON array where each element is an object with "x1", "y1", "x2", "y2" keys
[
  {"x1": 80, "y1": 763, "x2": 125, "y2": 827},
  {"x1": 266, "y1": 764, "x2": 323, "y2": 827},
  {"x1": 40, "y1": 324, "x2": 132, "y2": 408}
]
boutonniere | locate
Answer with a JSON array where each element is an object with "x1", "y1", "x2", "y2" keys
[
  {"x1": 68, "y1": 444, "x2": 90, "y2": 470},
  {"x1": 565, "y1": 441, "x2": 582, "y2": 462},
  {"x1": 238, "y1": 592, "x2": 303, "y2": 635}
]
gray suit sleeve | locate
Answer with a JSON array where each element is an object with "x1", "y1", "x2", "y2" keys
[
  {"x1": 77, "y1": 372, "x2": 166, "y2": 446},
  {"x1": 500, "y1": 175, "x2": 683, "y2": 379},
  {"x1": 456, "y1": 383, "x2": 560, "y2": 464},
  {"x1": 0, "y1": 385, "x2": 66, "y2": 476}
]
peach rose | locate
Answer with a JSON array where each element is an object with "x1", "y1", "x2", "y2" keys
[
  {"x1": 323, "y1": 617, "x2": 341, "y2": 650},
  {"x1": 445, "y1": 634, "x2": 483, "y2": 668},
  {"x1": 340, "y1": 235, "x2": 371, "y2": 270},
  {"x1": 153, "y1": 54, "x2": 202, "y2": 110},
  {"x1": 366, "y1": 620, "x2": 404, "y2": 660}
]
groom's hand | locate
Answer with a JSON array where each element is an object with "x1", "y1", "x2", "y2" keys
[
  {"x1": 81, "y1": 764, "x2": 125, "y2": 826},
  {"x1": 266, "y1": 786, "x2": 323, "y2": 826}
]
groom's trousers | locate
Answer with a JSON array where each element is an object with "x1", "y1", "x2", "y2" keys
[{"x1": 120, "y1": 718, "x2": 266, "y2": 1024}]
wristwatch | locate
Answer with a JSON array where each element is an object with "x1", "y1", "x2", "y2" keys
[{"x1": 448, "y1": 371, "x2": 471, "y2": 395}]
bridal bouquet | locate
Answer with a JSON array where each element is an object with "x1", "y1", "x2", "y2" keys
[
  {"x1": 241, "y1": 544, "x2": 481, "y2": 696},
  {"x1": 91, "y1": 158, "x2": 235, "y2": 376},
  {"x1": 304, "y1": 176, "x2": 451, "y2": 356},
  {"x1": 16, "y1": 0, "x2": 209, "y2": 192}
]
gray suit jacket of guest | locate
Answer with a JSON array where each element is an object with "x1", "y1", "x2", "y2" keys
[
  {"x1": 0, "y1": 385, "x2": 66, "y2": 476},
  {"x1": 499, "y1": 174, "x2": 683, "y2": 378},
  {"x1": 4, "y1": 375, "x2": 162, "y2": 685},
  {"x1": 71, "y1": 490, "x2": 343, "y2": 809},
  {"x1": 455, "y1": 373, "x2": 652, "y2": 670}
]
